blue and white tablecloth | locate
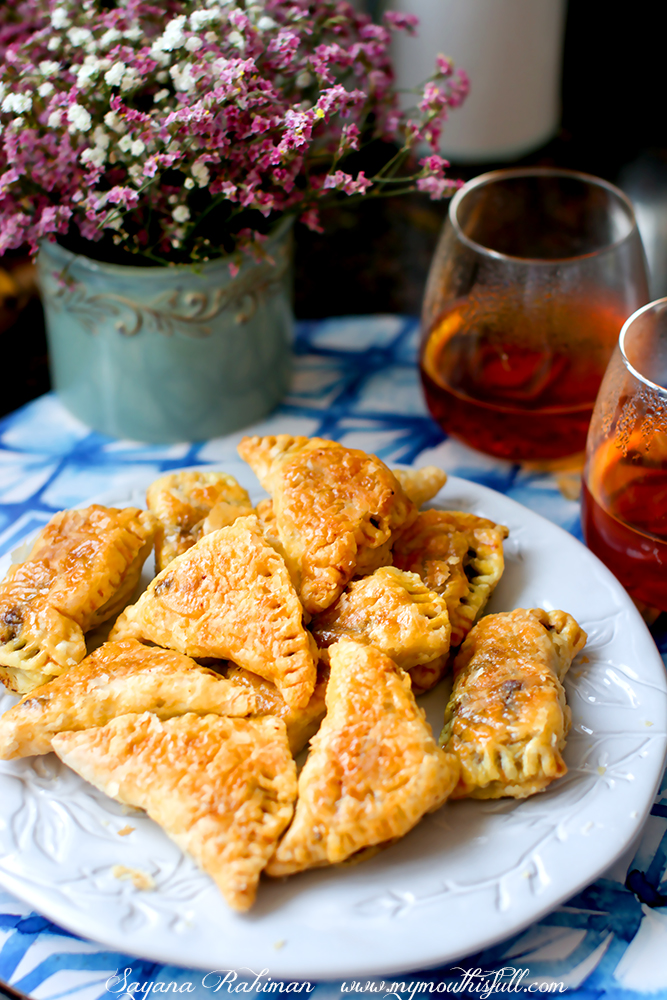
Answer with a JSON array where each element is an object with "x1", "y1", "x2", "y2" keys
[{"x1": 0, "y1": 316, "x2": 666, "y2": 1000}]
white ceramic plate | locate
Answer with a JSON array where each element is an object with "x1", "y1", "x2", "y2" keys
[{"x1": 0, "y1": 473, "x2": 666, "y2": 981}]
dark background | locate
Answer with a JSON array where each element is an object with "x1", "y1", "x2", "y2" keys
[{"x1": 3, "y1": 0, "x2": 666, "y2": 416}]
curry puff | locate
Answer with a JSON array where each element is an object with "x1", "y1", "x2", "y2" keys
[
  {"x1": 0, "y1": 639, "x2": 255, "y2": 760},
  {"x1": 225, "y1": 664, "x2": 328, "y2": 756},
  {"x1": 441, "y1": 608, "x2": 587, "y2": 800},
  {"x1": 147, "y1": 470, "x2": 253, "y2": 573},
  {"x1": 0, "y1": 506, "x2": 156, "y2": 696},
  {"x1": 267, "y1": 640, "x2": 459, "y2": 876},
  {"x1": 52, "y1": 713, "x2": 297, "y2": 912},
  {"x1": 237, "y1": 435, "x2": 417, "y2": 614},
  {"x1": 393, "y1": 510, "x2": 508, "y2": 649},
  {"x1": 310, "y1": 566, "x2": 451, "y2": 691},
  {"x1": 393, "y1": 466, "x2": 447, "y2": 508},
  {"x1": 111, "y1": 515, "x2": 317, "y2": 708}
]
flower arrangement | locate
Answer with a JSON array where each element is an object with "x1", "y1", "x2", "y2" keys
[{"x1": 0, "y1": 0, "x2": 468, "y2": 267}]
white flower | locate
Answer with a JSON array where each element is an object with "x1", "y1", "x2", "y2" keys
[
  {"x1": 1, "y1": 93, "x2": 32, "y2": 114},
  {"x1": 93, "y1": 126, "x2": 109, "y2": 149},
  {"x1": 185, "y1": 36, "x2": 203, "y2": 52},
  {"x1": 184, "y1": 177, "x2": 195, "y2": 189},
  {"x1": 105, "y1": 214, "x2": 123, "y2": 231},
  {"x1": 296, "y1": 70, "x2": 312, "y2": 88},
  {"x1": 104, "y1": 62, "x2": 126, "y2": 87},
  {"x1": 257, "y1": 16, "x2": 277, "y2": 30},
  {"x1": 47, "y1": 109, "x2": 63, "y2": 128},
  {"x1": 118, "y1": 134, "x2": 133, "y2": 152},
  {"x1": 99, "y1": 28, "x2": 121, "y2": 49},
  {"x1": 104, "y1": 110, "x2": 126, "y2": 133},
  {"x1": 124, "y1": 25, "x2": 143, "y2": 42},
  {"x1": 128, "y1": 163, "x2": 143, "y2": 182},
  {"x1": 170, "y1": 62, "x2": 196, "y2": 93},
  {"x1": 47, "y1": 37, "x2": 60, "y2": 51},
  {"x1": 190, "y1": 9, "x2": 219, "y2": 30},
  {"x1": 120, "y1": 67, "x2": 140, "y2": 92},
  {"x1": 37, "y1": 82, "x2": 54, "y2": 97},
  {"x1": 51, "y1": 7, "x2": 70, "y2": 29},
  {"x1": 67, "y1": 103, "x2": 92, "y2": 132},
  {"x1": 38, "y1": 60, "x2": 60, "y2": 76},
  {"x1": 67, "y1": 26, "x2": 92, "y2": 47},
  {"x1": 130, "y1": 139, "x2": 145, "y2": 156},
  {"x1": 192, "y1": 162, "x2": 210, "y2": 187},
  {"x1": 172, "y1": 205, "x2": 190, "y2": 223},
  {"x1": 154, "y1": 15, "x2": 187, "y2": 52},
  {"x1": 228, "y1": 30, "x2": 245, "y2": 50},
  {"x1": 77, "y1": 63, "x2": 100, "y2": 89},
  {"x1": 205, "y1": 31, "x2": 217, "y2": 42},
  {"x1": 154, "y1": 88, "x2": 169, "y2": 103},
  {"x1": 80, "y1": 145, "x2": 106, "y2": 167}
]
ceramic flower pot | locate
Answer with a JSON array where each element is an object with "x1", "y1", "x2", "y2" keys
[{"x1": 37, "y1": 219, "x2": 293, "y2": 443}]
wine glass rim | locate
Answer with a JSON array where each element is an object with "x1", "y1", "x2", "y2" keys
[
  {"x1": 619, "y1": 298, "x2": 667, "y2": 397},
  {"x1": 449, "y1": 166, "x2": 639, "y2": 264}
]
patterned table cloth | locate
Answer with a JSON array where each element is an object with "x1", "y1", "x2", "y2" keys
[{"x1": 0, "y1": 316, "x2": 665, "y2": 1000}]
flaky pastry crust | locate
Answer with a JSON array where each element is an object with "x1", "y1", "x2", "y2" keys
[
  {"x1": 266, "y1": 640, "x2": 459, "y2": 876},
  {"x1": 110, "y1": 516, "x2": 317, "y2": 708},
  {"x1": 441, "y1": 608, "x2": 587, "y2": 799},
  {"x1": 237, "y1": 435, "x2": 416, "y2": 614},
  {"x1": 310, "y1": 566, "x2": 451, "y2": 677},
  {"x1": 52, "y1": 712, "x2": 297, "y2": 911},
  {"x1": 0, "y1": 506, "x2": 156, "y2": 695},
  {"x1": 147, "y1": 470, "x2": 252, "y2": 572},
  {"x1": 0, "y1": 639, "x2": 254, "y2": 759},
  {"x1": 225, "y1": 663, "x2": 328, "y2": 756},
  {"x1": 393, "y1": 466, "x2": 447, "y2": 508},
  {"x1": 393, "y1": 509, "x2": 508, "y2": 648}
]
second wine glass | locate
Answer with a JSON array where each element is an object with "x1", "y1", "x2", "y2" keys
[{"x1": 420, "y1": 168, "x2": 649, "y2": 461}]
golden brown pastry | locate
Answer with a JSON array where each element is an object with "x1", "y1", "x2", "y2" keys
[
  {"x1": 441, "y1": 608, "x2": 587, "y2": 800},
  {"x1": 266, "y1": 640, "x2": 459, "y2": 876},
  {"x1": 147, "y1": 470, "x2": 252, "y2": 572},
  {"x1": 310, "y1": 566, "x2": 451, "y2": 689},
  {"x1": 0, "y1": 506, "x2": 156, "y2": 695},
  {"x1": 0, "y1": 639, "x2": 255, "y2": 760},
  {"x1": 393, "y1": 466, "x2": 447, "y2": 508},
  {"x1": 393, "y1": 509, "x2": 508, "y2": 649},
  {"x1": 110, "y1": 516, "x2": 317, "y2": 708},
  {"x1": 52, "y1": 712, "x2": 297, "y2": 911},
  {"x1": 237, "y1": 435, "x2": 416, "y2": 614},
  {"x1": 225, "y1": 664, "x2": 328, "y2": 755}
]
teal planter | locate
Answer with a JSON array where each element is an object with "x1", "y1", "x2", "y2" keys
[{"x1": 37, "y1": 220, "x2": 293, "y2": 443}]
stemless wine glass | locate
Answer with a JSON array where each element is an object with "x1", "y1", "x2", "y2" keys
[
  {"x1": 421, "y1": 167, "x2": 649, "y2": 461},
  {"x1": 582, "y1": 299, "x2": 667, "y2": 612}
]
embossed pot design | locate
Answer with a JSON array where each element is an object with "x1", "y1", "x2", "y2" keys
[{"x1": 37, "y1": 218, "x2": 293, "y2": 443}]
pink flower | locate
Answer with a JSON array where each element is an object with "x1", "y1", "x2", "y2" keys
[{"x1": 383, "y1": 11, "x2": 419, "y2": 33}]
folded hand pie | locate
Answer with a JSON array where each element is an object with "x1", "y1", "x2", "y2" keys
[
  {"x1": 266, "y1": 640, "x2": 459, "y2": 876},
  {"x1": 225, "y1": 664, "x2": 328, "y2": 755},
  {"x1": 52, "y1": 712, "x2": 296, "y2": 911},
  {"x1": 310, "y1": 566, "x2": 451, "y2": 685},
  {"x1": 147, "y1": 471, "x2": 252, "y2": 572},
  {"x1": 0, "y1": 639, "x2": 255, "y2": 760},
  {"x1": 237, "y1": 435, "x2": 416, "y2": 614},
  {"x1": 111, "y1": 516, "x2": 317, "y2": 708},
  {"x1": 441, "y1": 608, "x2": 587, "y2": 799},
  {"x1": 393, "y1": 466, "x2": 447, "y2": 508},
  {"x1": 0, "y1": 506, "x2": 156, "y2": 695},
  {"x1": 392, "y1": 510, "x2": 508, "y2": 649}
]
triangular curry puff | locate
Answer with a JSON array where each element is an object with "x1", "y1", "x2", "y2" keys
[
  {"x1": 237, "y1": 435, "x2": 417, "y2": 614},
  {"x1": 147, "y1": 470, "x2": 253, "y2": 572},
  {"x1": 266, "y1": 640, "x2": 459, "y2": 876},
  {"x1": 111, "y1": 516, "x2": 317, "y2": 708},
  {"x1": 393, "y1": 510, "x2": 508, "y2": 649},
  {"x1": 0, "y1": 639, "x2": 255, "y2": 760},
  {"x1": 52, "y1": 713, "x2": 297, "y2": 911},
  {"x1": 0, "y1": 505, "x2": 156, "y2": 695},
  {"x1": 441, "y1": 609, "x2": 587, "y2": 800},
  {"x1": 310, "y1": 566, "x2": 451, "y2": 679}
]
